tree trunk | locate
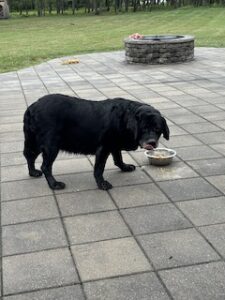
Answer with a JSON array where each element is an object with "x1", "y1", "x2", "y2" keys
[
  {"x1": 48, "y1": 0, "x2": 53, "y2": 13},
  {"x1": 94, "y1": 0, "x2": 100, "y2": 14},
  {"x1": 56, "y1": 0, "x2": 61, "y2": 14},
  {"x1": 61, "y1": 0, "x2": 64, "y2": 14},
  {"x1": 125, "y1": 0, "x2": 129, "y2": 11},
  {"x1": 19, "y1": 0, "x2": 23, "y2": 15},
  {"x1": 72, "y1": 0, "x2": 76, "y2": 14}
]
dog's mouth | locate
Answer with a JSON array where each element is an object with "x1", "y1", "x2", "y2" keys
[
  {"x1": 143, "y1": 144, "x2": 154, "y2": 150},
  {"x1": 141, "y1": 142, "x2": 157, "y2": 150}
]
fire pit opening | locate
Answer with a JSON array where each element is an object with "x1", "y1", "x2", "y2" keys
[{"x1": 124, "y1": 35, "x2": 194, "y2": 64}]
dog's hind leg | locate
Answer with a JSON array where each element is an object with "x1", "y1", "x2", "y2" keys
[
  {"x1": 94, "y1": 147, "x2": 112, "y2": 190},
  {"x1": 41, "y1": 145, "x2": 65, "y2": 190},
  {"x1": 23, "y1": 133, "x2": 42, "y2": 177},
  {"x1": 112, "y1": 150, "x2": 136, "y2": 172}
]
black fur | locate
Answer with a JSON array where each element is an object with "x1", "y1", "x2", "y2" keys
[{"x1": 23, "y1": 94, "x2": 169, "y2": 190}]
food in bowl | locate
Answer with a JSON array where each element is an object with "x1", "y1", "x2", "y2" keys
[{"x1": 145, "y1": 148, "x2": 176, "y2": 166}]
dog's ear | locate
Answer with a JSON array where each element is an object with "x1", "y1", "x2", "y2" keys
[
  {"x1": 126, "y1": 115, "x2": 138, "y2": 140},
  {"x1": 162, "y1": 117, "x2": 170, "y2": 140}
]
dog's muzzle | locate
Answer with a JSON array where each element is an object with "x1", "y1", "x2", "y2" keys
[{"x1": 141, "y1": 140, "x2": 158, "y2": 150}]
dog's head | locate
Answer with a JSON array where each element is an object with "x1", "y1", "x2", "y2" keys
[{"x1": 127, "y1": 105, "x2": 170, "y2": 150}]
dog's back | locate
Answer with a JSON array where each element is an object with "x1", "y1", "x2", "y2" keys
[{"x1": 23, "y1": 94, "x2": 140, "y2": 155}]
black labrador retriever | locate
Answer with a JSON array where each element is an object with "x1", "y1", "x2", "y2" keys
[{"x1": 23, "y1": 94, "x2": 169, "y2": 190}]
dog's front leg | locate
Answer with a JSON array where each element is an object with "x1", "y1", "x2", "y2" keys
[
  {"x1": 112, "y1": 150, "x2": 136, "y2": 172},
  {"x1": 94, "y1": 147, "x2": 112, "y2": 190}
]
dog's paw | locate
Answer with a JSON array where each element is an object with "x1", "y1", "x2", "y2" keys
[
  {"x1": 121, "y1": 164, "x2": 136, "y2": 172},
  {"x1": 29, "y1": 169, "x2": 42, "y2": 177},
  {"x1": 98, "y1": 180, "x2": 113, "y2": 190},
  {"x1": 50, "y1": 181, "x2": 66, "y2": 190}
]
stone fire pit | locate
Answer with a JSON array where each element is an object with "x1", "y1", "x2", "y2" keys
[
  {"x1": 0, "y1": 0, "x2": 10, "y2": 19},
  {"x1": 124, "y1": 35, "x2": 194, "y2": 64}
]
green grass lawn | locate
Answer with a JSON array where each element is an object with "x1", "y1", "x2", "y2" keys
[{"x1": 1, "y1": 7, "x2": 225, "y2": 73}]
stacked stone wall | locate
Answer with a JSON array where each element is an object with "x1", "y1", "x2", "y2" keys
[{"x1": 124, "y1": 36, "x2": 194, "y2": 64}]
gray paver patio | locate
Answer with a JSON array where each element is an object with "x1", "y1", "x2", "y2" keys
[
  {"x1": 84, "y1": 272, "x2": 170, "y2": 300},
  {"x1": 2, "y1": 219, "x2": 68, "y2": 255},
  {"x1": 159, "y1": 262, "x2": 225, "y2": 300},
  {"x1": 3, "y1": 248, "x2": 79, "y2": 294},
  {"x1": 1, "y1": 47, "x2": 225, "y2": 299},
  {"x1": 71, "y1": 237, "x2": 151, "y2": 281}
]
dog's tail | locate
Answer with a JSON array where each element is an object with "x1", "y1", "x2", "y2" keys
[
  {"x1": 23, "y1": 102, "x2": 38, "y2": 132},
  {"x1": 24, "y1": 106, "x2": 33, "y2": 135},
  {"x1": 23, "y1": 105, "x2": 38, "y2": 154}
]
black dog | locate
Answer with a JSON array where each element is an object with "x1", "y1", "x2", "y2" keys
[{"x1": 23, "y1": 94, "x2": 169, "y2": 190}]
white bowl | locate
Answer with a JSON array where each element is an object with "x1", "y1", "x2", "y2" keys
[{"x1": 145, "y1": 147, "x2": 176, "y2": 166}]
